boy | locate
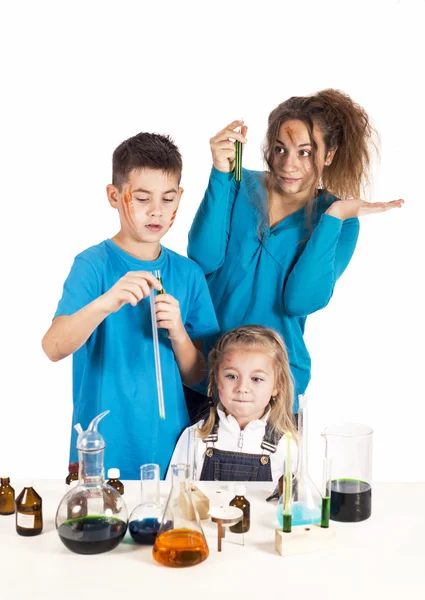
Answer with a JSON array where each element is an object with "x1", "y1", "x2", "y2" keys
[{"x1": 42, "y1": 132, "x2": 219, "y2": 479}]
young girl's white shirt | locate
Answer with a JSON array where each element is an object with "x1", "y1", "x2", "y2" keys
[{"x1": 166, "y1": 405, "x2": 298, "y2": 481}]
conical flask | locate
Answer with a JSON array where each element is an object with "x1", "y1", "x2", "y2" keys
[
  {"x1": 55, "y1": 411, "x2": 128, "y2": 554},
  {"x1": 290, "y1": 395, "x2": 321, "y2": 525},
  {"x1": 129, "y1": 463, "x2": 171, "y2": 545},
  {"x1": 152, "y1": 464, "x2": 209, "y2": 568}
]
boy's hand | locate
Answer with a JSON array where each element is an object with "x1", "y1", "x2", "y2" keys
[
  {"x1": 100, "y1": 271, "x2": 163, "y2": 314},
  {"x1": 326, "y1": 198, "x2": 404, "y2": 220},
  {"x1": 210, "y1": 120, "x2": 248, "y2": 173},
  {"x1": 154, "y1": 293, "x2": 186, "y2": 342}
]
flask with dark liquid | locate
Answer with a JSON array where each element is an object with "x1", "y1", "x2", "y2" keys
[
  {"x1": 16, "y1": 485, "x2": 43, "y2": 536},
  {"x1": 0, "y1": 477, "x2": 15, "y2": 515},
  {"x1": 55, "y1": 411, "x2": 128, "y2": 554},
  {"x1": 129, "y1": 463, "x2": 171, "y2": 545},
  {"x1": 153, "y1": 464, "x2": 209, "y2": 567}
]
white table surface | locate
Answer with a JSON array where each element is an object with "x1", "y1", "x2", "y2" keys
[{"x1": 1, "y1": 480, "x2": 424, "y2": 600}]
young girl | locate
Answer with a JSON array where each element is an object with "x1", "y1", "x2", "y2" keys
[
  {"x1": 186, "y1": 89, "x2": 404, "y2": 419},
  {"x1": 169, "y1": 325, "x2": 297, "y2": 482}
]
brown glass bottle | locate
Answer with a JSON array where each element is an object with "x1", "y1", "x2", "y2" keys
[
  {"x1": 66, "y1": 463, "x2": 79, "y2": 485},
  {"x1": 0, "y1": 477, "x2": 15, "y2": 515},
  {"x1": 15, "y1": 486, "x2": 43, "y2": 536},
  {"x1": 107, "y1": 469, "x2": 124, "y2": 495},
  {"x1": 229, "y1": 485, "x2": 250, "y2": 533}
]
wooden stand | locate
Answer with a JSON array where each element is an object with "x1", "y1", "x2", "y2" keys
[
  {"x1": 275, "y1": 524, "x2": 336, "y2": 556},
  {"x1": 209, "y1": 506, "x2": 244, "y2": 552}
]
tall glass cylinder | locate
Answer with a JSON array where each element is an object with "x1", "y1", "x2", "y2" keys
[{"x1": 322, "y1": 423, "x2": 373, "y2": 522}]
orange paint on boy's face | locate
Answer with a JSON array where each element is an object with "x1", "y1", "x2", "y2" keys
[
  {"x1": 168, "y1": 208, "x2": 178, "y2": 228},
  {"x1": 272, "y1": 119, "x2": 330, "y2": 197},
  {"x1": 118, "y1": 168, "x2": 182, "y2": 243}
]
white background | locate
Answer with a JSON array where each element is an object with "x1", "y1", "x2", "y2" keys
[{"x1": 0, "y1": 0, "x2": 423, "y2": 482}]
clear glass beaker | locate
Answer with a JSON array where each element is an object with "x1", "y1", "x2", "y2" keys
[
  {"x1": 55, "y1": 411, "x2": 128, "y2": 554},
  {"x1": 152, "y1": 464, "x2": 209, "y2": 568},
  {"x1": 129, "y1": 463, "x2": 171, "y2": 545},
  {"x1": 322, "y1": 423, "x2": 373, "y2": 522}
]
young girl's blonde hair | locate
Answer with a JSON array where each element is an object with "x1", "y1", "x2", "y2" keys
[{"x1": 198, "y1": 325, "x2": 297, "y2": 440}]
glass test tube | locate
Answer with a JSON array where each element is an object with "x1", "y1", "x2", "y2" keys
[
  {"x1": 283, "y1": 432, "x2": 292, "y2": 533},
  {"x1": 150, "y1": 269, "x2": 165, "y2": 420},
  {"x1": 321, "y1": 457, "x2": 332, "y2": 528},
  {"x1": 234, "y1": 119, "x2": 243, "y2": 182}
]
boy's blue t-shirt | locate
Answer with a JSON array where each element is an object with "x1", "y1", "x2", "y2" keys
[{"x1": 54, "y1": 239, "x2": 219, "y2": 479}]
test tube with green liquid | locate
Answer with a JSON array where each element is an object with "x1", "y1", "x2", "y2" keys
[
  {"x1": 234, "y1": 120, "x2": 243, "y2": 182},
  {"x1": 321, "y1": 457, "x2": 332, "y2": 528},
  {"x1": 283, "y1": 432, "x2": 292, "y2": 533}
]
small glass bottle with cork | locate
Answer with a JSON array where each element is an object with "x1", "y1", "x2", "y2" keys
[
  {"x1": 0, "y1": 477, "x2": 15, "y2": 515},
  {"x1": 229, "y1": 485, "x2": 250, "y2": 533}
]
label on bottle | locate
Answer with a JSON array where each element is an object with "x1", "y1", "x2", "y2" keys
[{"x1": 17, "y1": 512, "x2": 35, "y2": 528}]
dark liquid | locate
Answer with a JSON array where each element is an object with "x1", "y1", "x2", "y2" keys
[
  {"x1": 129, "y1": 518, "x2": 173, "y2": 545},
  {"x1": 330, "y1": 479, "x2": 372, "y2": 522},
  {"x1": 58, "y1": 516, "x2": 127, "y2": 554}
]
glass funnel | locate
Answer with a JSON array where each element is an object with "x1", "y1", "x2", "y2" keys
[
  {"x1": 278, "y1": 395, "x2": 321, "y2": 526},
  {"x1": 152, "y1": 464, "x2": 209, "y2": 568},
  {"x1": 55, "y1": 411, "x2": 128, "y2": 554},
  {"x1": 129, "y1": 464, "x2": 171, "y2": 545},
  {"x1": 322, "y1": 423, "x2": 373, "y2": 522}
]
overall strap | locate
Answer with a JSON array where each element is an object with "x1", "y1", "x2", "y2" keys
[{"x1": 261, "y1": 422, "x2": 284, "y2": 454}]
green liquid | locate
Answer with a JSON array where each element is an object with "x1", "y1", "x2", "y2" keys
[
  {"x1": 58, "y1": 515, "x2": 127, "y2": 555},
  {"x1": 321, "y1": 496, "x2": 330, "y2": 528},
  {"x1": 283, "y1": 513, "x2": 292, "y2": 533}
]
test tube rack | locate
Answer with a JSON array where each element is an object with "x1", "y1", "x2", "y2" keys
[{"x1": 275, "y1": 524, "x2": 336, "y2": 557}]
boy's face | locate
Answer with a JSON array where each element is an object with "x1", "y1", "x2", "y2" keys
[{"x1": 107, "y1": 168, "x2": 183, "y2": 243}]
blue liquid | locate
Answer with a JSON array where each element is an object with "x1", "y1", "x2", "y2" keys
[
  {"x1": 277, "y1": 502, "x2": 321, "y2": 527},
  {"x1": 129, "y1": 518, "x2": 173, "y2": 545}
]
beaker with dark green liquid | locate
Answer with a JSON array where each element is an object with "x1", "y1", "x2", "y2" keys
[{"x1": 322, "y1": 424, "x2": 373, "y2": 523}]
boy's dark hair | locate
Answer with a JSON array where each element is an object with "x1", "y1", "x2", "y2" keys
[{"x1": 112, "y1": 132, "x2": 183, "y2": 190}]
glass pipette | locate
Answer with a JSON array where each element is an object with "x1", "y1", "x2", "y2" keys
[{"x1": 150, "y1": 270, "x2": 165, "y2": 420}]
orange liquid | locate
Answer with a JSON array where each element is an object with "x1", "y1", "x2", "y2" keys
[{"x1": 152, "y1": 528, "x2": 209, "y2": 568}]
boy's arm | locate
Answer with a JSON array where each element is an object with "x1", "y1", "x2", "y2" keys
[
  {"x1": 42, "y1": 299, "x2": 110, "y2": 362},
  {"x1": 154, "y1": 292, "x2": 206, "y2": 386},
  {"x1": 42, "y1": 266, "x2": 163, "y2": 362},
  {"x1": 170, "y1": 338, "x2": 205, "y2": 387}
]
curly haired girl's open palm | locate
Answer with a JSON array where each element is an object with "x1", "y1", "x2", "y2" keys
[{"x1": 326, "y1": 198, "x2": 404, "y2": 220}]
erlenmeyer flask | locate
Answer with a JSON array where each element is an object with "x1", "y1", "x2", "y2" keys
[
  {"x1": 129, "y1": 464, "x2": 171, "y2": 545},
  {"x1": 152, "y1": 464, "x2": 209, "y2": 568},
  {"x1": 55, "y1": 411, "x2": 128, "y2": 554},
  {"x1": 289, "y1": 395, "x2": 321, "y2": 525},
  {"x1": 322, "y1": 423, "x2": 373, "y2": 522}
]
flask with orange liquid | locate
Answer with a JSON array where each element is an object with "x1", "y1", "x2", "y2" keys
[{"x1": 152, "y1": 464, "x2": 209, "y2": 568}]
